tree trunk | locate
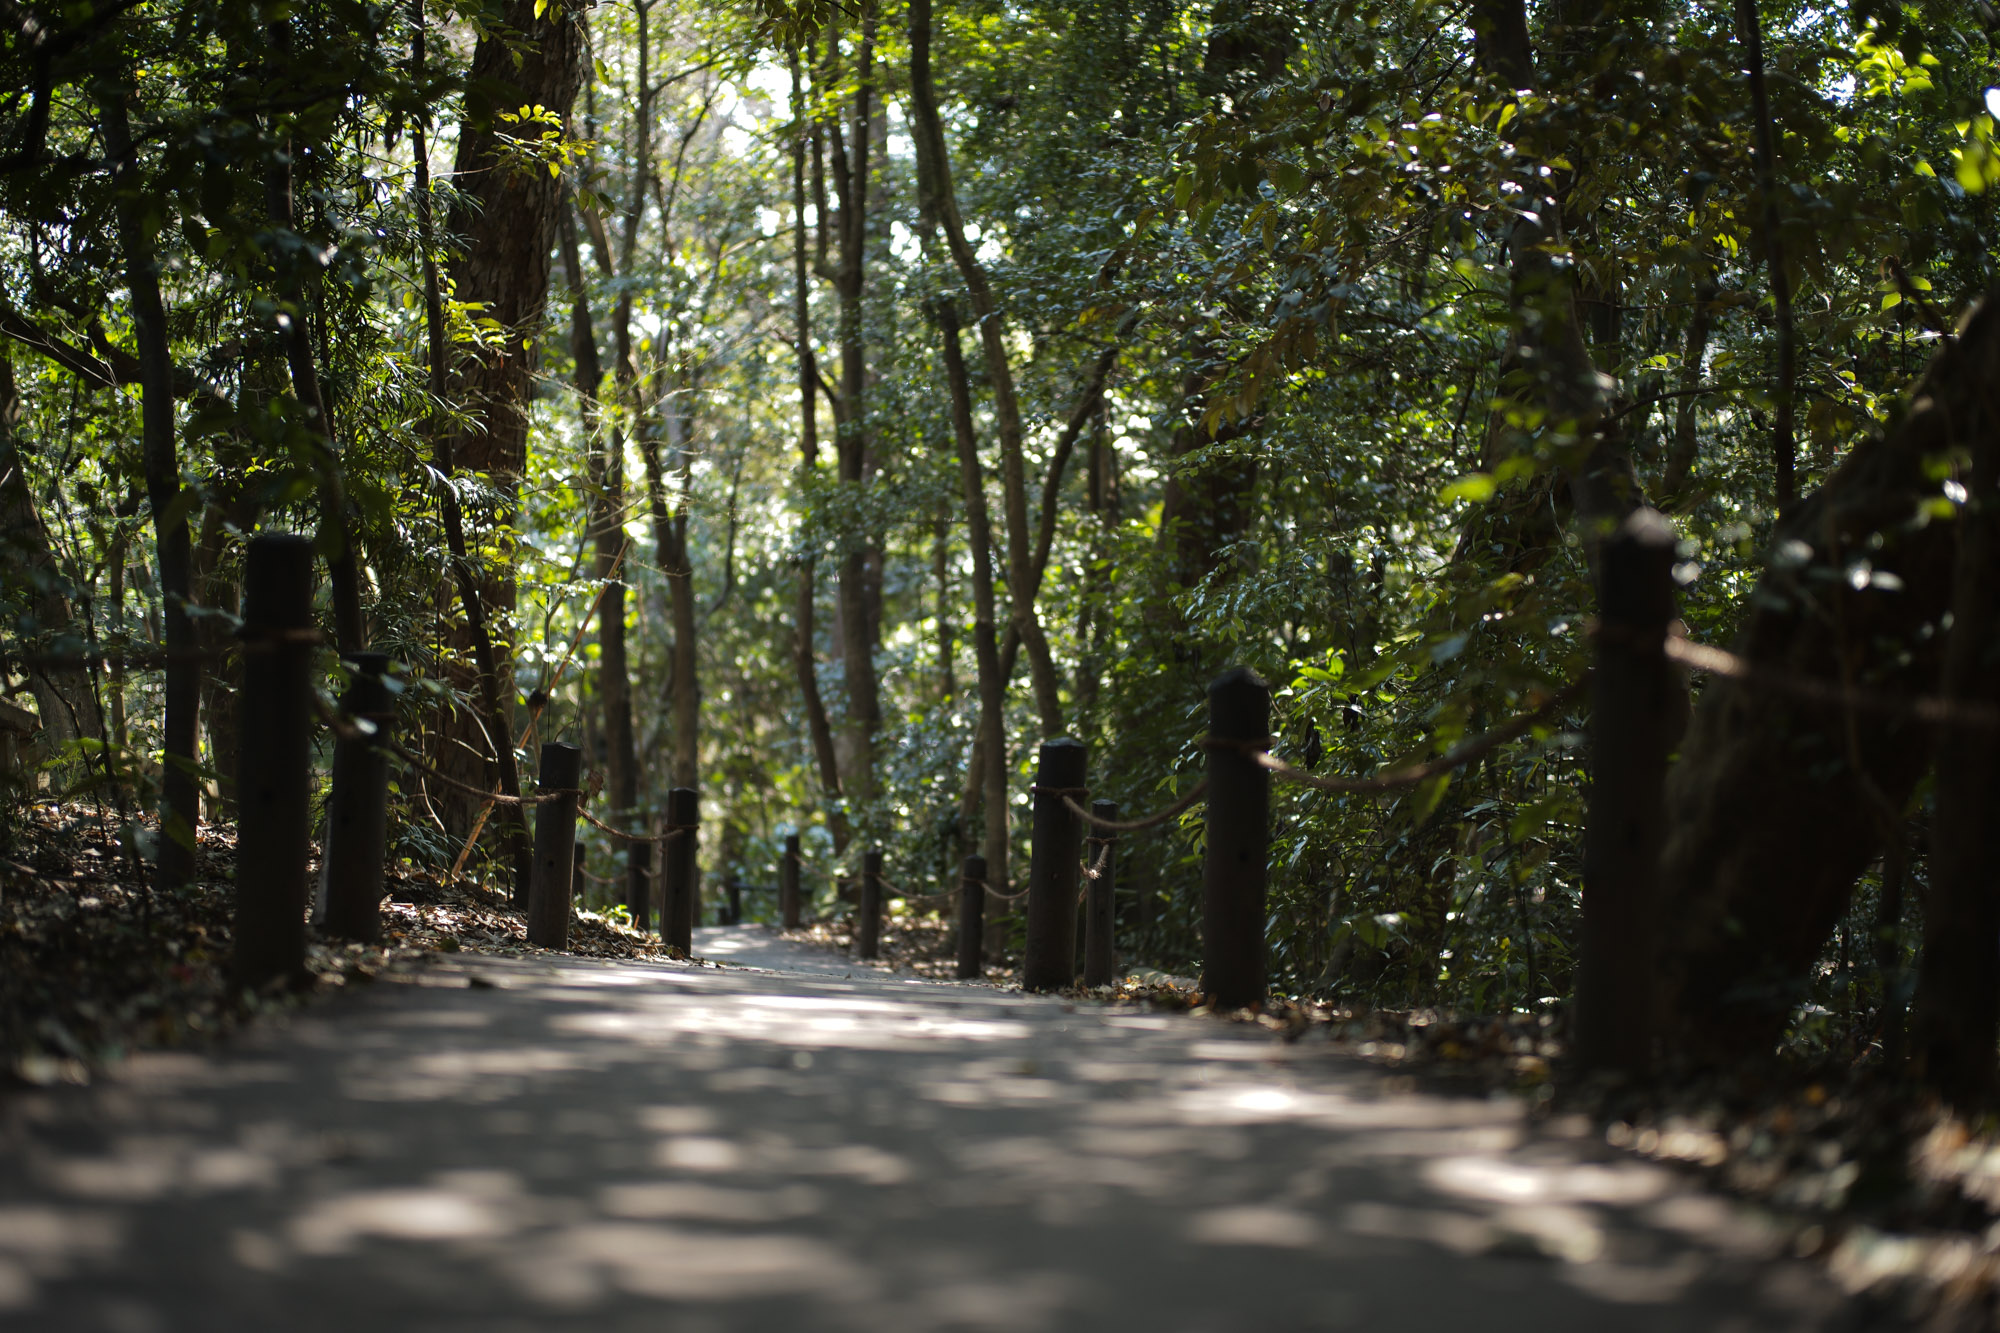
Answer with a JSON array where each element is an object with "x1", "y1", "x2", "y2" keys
[
  {"x1": 191, "y1": 498, "x2": 240, "y2": 820},
  {"x1": 641, "y1": 367, "x2": 701, "y2": 793},
  {"x1": 436, "y1": 0, "x2": 586, "y2": 840},
  {"x1": 101, "y1": 91, "x2": 199, "y2": 891},
  {"x1": 937, "y1": 300, "x2": 1012, "y2": 916},
  {"x1": 821, "y1": 5, "x2": 883, "y2": 808},
  {"x1": 1911, "y1": 313, "x2": 2000, "y2": 1099},
  {"x1": 412, "y1": 11, "x2": 534, "y2": 896},
  {"x1": 261, "y1": 36, "x2": 366, "y2": 655},
  {"x1": 905, "y1": 0, "x2": 1063, "y2": 738},
  {"x1": 564, "y1": 4, "x2": 649, "y2": 900},
  {"x1": 1657, "y1": 295, "x2": 2000, "y2": 1062},
  {"x1": 788, "y1": 51, "x2": 848, "y2": 848}
]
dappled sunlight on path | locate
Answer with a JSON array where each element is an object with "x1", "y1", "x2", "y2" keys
[{"x1": 0, "y1": 926, "x2": 1860, "y2": 1331}]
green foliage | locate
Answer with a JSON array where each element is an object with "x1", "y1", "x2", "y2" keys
[{"x1": 1, "y1": 0, "x2": 1983, "y2": 1027}]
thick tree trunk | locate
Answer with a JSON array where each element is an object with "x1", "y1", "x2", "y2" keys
[
  {"x1": 101, "y1": 91, "x2": 199, "y2": 891},
  {"x1": 436, "y1": 0, "x2": 586, "y2": 839},
  {"x1": 1911, "y1": 311, "x2": 2000, "y2": 1099},
  {"x1": 412, "y1": 13, "x2": 534, "y2": 896},
  {"x1": 1657, "y1": 295, "x2": 2000, "y2": 1062}
]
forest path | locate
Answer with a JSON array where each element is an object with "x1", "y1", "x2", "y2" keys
[{"x1": 0, "y1": 925, "x2": 1869, "y2": 1332}]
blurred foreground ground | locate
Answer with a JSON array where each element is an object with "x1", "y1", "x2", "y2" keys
[{"x1": 0, "y1": 925, "x2": 1887, "y2": 1331}]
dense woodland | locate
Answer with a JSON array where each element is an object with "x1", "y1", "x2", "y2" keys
[{"x1": 3, "y1": 0, "x2": 2000, "y2": 1092}]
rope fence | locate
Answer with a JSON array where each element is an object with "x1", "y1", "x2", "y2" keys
[
  {"x1": 62, "y1": 510, "x2": 1997, "y2": 1010},
  {"x1": 311, "y1": 692, "x2": 566, "y2": 808},
  {"x1": 1657, "y1": 631, "x2": 2000, "y2": 728},
  {"x1": 1059, "y1": 784, "x2": 1208, "y2": 833},
  {"x1": 578, "y1": 806, "x2": 688, "y2": 847}
]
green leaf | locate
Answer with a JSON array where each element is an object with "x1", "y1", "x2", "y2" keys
[{"x1": 1440, "y1": 472, "x2": 1497, "y2": 504}]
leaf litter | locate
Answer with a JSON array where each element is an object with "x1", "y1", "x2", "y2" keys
[{"x1": 0, "y1": 799, "x2": 672, "y2": 1087}]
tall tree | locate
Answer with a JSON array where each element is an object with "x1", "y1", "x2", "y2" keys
[
  {"x1": 437, "y1": 0, "x2": 588, "y2": 813},
  {"x1": 99, "y1": 88, "x2": 198, "y2": 891}
]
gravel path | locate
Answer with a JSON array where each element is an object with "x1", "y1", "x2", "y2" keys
[{"x1": 0, "y1": 925, "x2": 1870, "y2": 1331}]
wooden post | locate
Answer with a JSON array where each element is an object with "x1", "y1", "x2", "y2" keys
[
  {"x1": 663, "y1": 786, "x2": 698, "y2": 955},
  {"x1": 726, "y1": 871, "x2": 743, "y2": 926},
  {"x1": 779, "y1": 832, "x2": 802, "y2": 929},
  {"x1": 1083, "y1": 800, "x2": 1118, "y2": 988},
  {"x1": 1202, "y1": 667, "x2": 1270, "y2": 1010},
  {"x1": 317, "y1": 651, "x2": 393, "y2": 942},
  {"x1": 1022, "y1": 737, "x2": 1086, "y2": 992},
  {"x1": 525, "y1": 742, "x2": 582, "y2": 950},
  {"x1": 232, "y1": 533, "x2": 317, "y2": 989},
  {"x1": 855, "y1": 849, "x2": 884, "y2": 959},
  {"x1": 625, "y1": 839, "x2": 651, "y2": 937},
  {"x1": 956, "y1": 854, "x2": 985, "y2": 979},
  {"x1": 1577, "y1": 508, "x2": 1676, "y2": 1074}
]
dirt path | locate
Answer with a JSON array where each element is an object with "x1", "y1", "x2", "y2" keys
[{"x1": 0, "y1": 926, "x2": 1870, "y2": 1331}]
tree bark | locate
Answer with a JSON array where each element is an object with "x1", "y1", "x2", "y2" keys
[
  {"x1": 566, "y1": 4, "x2": 649, "y2": 904},
  {"x1": 789, "y1": 51, "x2": 848, "y2": 848},
  {"x1": 1658, "y1": 293, "x2": 2000, "y2": 1062},
  {"x1": 906, "y1": 0, "x2": 1064, "y2": 737},
  {"x1": 1911, "y1": 317, "x2": 2000, "y2": 1099},
  {"x1": 937, "y1": 300, "x2": 1012, "y2": 913},
  {"x1": 412, "y1": 11, "x2": 533, "y2": 896},
  {"x1": 101, "y1": 90, "x2": 199, "y2": 891},
  {"x1": 263, "y1": 20, "x2": 366, "y2": 654},
  {"x1": 436, "y1": 0, "x2": 586, "y2": 840},
  {"x1": 1469, "y1": 0, "x2": 1647, "y2": 544},
  {"x1": 640, "y1": 366, "x2": 700, "y2": 792},
  {"x1": 1659, "y1": 274, "x2": 1716, "y2": 507},
  {"x1": 820, "y1": 6, "x2": 883, "y2": 807}
]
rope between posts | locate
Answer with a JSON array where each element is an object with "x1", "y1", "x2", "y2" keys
[
  {"x1": 310, "y1": 693, "x2": 566, "y2": 806},
  {"x1": 1083, "y1": 837, "x2": 1114, "y2": 882},
  {"x1": 1059, "y1": 784, "x2": 1208, "y2": 833},
  {"x1": 967, "y1": 877, "x2": 1032, "y2": 902},
  {"x1": 875, "y1": 875, "x2": 950, "y2": 906},
  {"x1": 1652, "y1": 631, "x2": 2000, "y2": 728},
  {"x1": 578, "y1": 806, "x2": 688, "y2": 846},
  {"x1": 1206, "y1": 677, "x2": 1588, "y2": 795}
]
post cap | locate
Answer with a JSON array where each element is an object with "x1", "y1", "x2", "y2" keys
[
  {"x1": 1034, "y1": 735, "x2": 1087, "y2": 787},
  {"x1": 1208, "y1": 665, "x2": 1272, "y2": 739},
  {"x1": 538, "y1": 741, "x2": 583, "y2": 789},
  {"x1": 242, "y1": 532, "x2": 317, "y2": 631}
]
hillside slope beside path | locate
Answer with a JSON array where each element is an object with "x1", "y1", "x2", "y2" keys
[{"x1": 0, "y1": 926, "x2": 1861, "y2": 1332}]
